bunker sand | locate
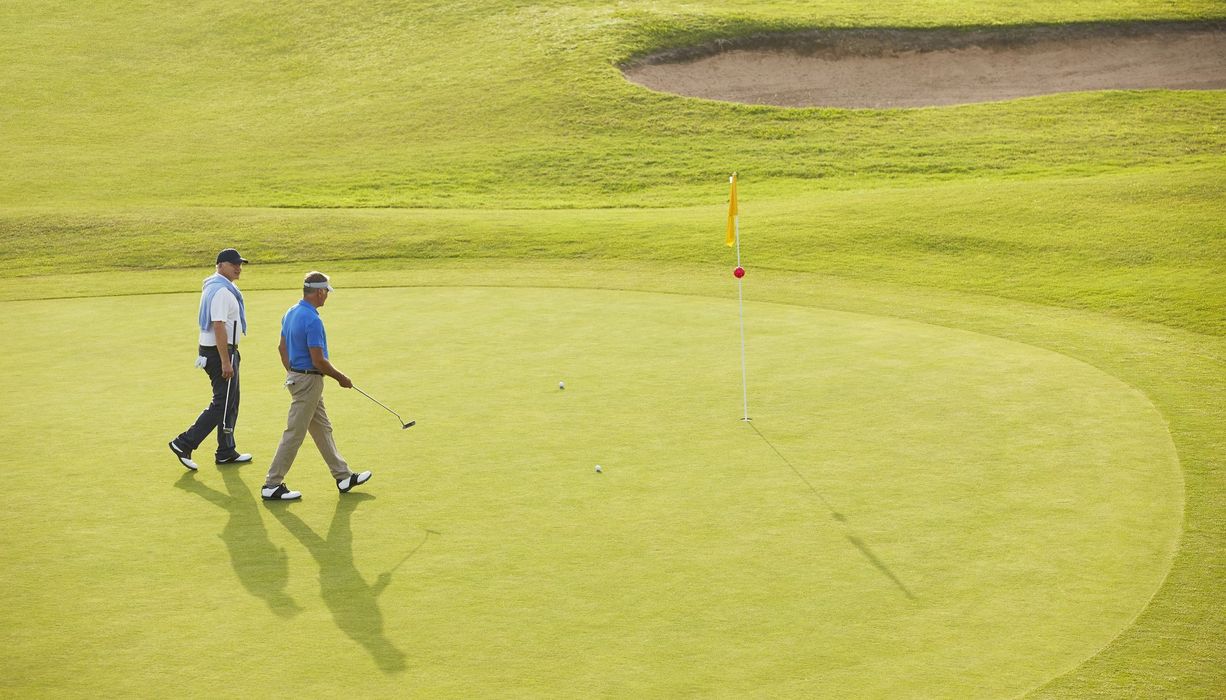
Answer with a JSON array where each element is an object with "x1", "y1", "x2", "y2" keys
[{"x1": 623, "y1": 23, "x2": 1226, "y2": 108}]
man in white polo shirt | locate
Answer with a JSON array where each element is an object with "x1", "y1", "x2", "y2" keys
[{"x1": 169, "y1": 248, "x2": 254, "y2": 470}]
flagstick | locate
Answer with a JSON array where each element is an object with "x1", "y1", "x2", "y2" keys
[{"x1": 734, "y1": 209, "x2": 750, "y2": 422}]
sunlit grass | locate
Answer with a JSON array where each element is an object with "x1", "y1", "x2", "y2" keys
[{"x1": 1, "y1": 0, "x2": 1224, "y2": 696}]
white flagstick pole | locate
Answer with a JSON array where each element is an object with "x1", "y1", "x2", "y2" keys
[{"x1": 732, "y1": 175, "x2": 750, "y2": 422}]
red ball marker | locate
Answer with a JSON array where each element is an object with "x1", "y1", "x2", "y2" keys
[{"x1": 733, "y1": 266, "x2": 745, "y2": 279}]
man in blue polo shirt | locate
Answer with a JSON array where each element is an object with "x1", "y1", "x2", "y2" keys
[{"x1": 261, "y1": 271, "x2": 372, "y2": 501}]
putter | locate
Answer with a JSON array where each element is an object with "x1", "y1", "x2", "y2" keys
[
  {"x1": 220, "y1": 321, "x2": 237, "y2": 434},
  {"x1": 220, "y1": 376, "x2": 233, "y2": 433},
  {"x1": 353, "y1": 386, "x2": 415, "y2": 429}
]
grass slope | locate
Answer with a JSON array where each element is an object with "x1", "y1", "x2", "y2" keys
[
  {"x1": 1, "y1": 0, "x2": 1224, "y2": 696},
  {"x1": 3, "y1": 166, "x2": 1222, "y2": 335},
  {"x1": 0, "y1": 2, "x2": 1223, "y2": 209}
]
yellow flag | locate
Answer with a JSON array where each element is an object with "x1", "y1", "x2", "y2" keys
[{"x1": 725, "y1": 173, "x2": 738, "y2": 246}]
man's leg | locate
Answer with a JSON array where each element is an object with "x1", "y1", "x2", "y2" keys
[
  {"x1": 176, "y1": 347, "x2": 226, "y2": 451},
  {"x1": 307, "y1": 394, "x2": 352, "y2": 480},
  {"x1": 215, "y1": 348, "x2": 240, "y2": 460},
  {"x1": 264, "y1": 374, "x2": 323, "y2": 488}
]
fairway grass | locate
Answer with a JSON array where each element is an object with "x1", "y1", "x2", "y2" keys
[{"x1": 0, "y1": 264, "x2": 1186, "y2": 696}]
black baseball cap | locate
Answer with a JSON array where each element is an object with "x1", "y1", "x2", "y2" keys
[{"x1": 216, "y1": 248, "x2": 249, "y2": 265}]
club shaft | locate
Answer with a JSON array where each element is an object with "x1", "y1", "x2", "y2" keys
[
  {"x1": 354, "y1": 386, "x2": 405, "y2": 423},
  {"x1": 221, "y1": 325, "x2": 236, "y2": 434},
  {"x1": 221, "y1": 378, "x2": 232, "y2": 432},
  {"x1": 221, "y1": 350, "x2": 234, "y2": 433}
]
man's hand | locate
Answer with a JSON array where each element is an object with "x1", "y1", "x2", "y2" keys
[
  {"x1": 309, "y1": 346, "x2": 351, "y2": 387},
  {"x1": 213, "y1": 320, "x2": 234, "y2": 379}
]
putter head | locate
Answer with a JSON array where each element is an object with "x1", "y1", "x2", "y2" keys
[{"x1": 402, "y1": 421, "x2": 415, "y2": 430}]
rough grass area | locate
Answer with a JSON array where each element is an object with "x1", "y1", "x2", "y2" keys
[
  {"x1": 1, "y1": 3, "x2": 1224, "y2": 209},
  {"x1": 3, "y1": 166, "x2": 1222, "y2": 335}
]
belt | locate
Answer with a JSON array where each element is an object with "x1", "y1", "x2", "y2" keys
[
  {"x1": 289, "y1": 368, "x2": 323, "y2": 375},
  {"x1": 200, "y1": 344, "x2": 238, "y2": 353}
]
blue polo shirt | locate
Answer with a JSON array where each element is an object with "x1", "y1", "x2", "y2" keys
[{"x1": 282, "y1": 299, "x2": 328, "y2": 371}]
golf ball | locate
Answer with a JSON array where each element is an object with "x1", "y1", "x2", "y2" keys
[
  {"x1": 559, "y1": 381, "x2": 565, "y2": 390},
  {"x1": 734, "y1": 266, "x2": 745, "y2": 279},
  {"x1": 595, "y1": 464, "x2": 602, "y2": 473}
]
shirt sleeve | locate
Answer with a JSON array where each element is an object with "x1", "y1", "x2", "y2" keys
[{"x1": 305, "y1": 316, "x2": 327, "y2": 349}]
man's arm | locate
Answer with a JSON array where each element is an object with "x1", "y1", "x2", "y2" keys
[
  {"x1": 212, "y1": 320, "x2": 233, "y2": 379},
  {"x1": 278, "y1": 336, "x2": 290, "y2": 371},
  {"x1": 309, "y1": 346, "x2": 352, "y2": 388}
]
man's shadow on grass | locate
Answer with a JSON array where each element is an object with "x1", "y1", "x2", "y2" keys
[
  {"x1": 269, "y1": 494, "x2": 407, "y2": 674},
  {"x1": 174, "y1": 469, "x2": 302, "y2": 618}
]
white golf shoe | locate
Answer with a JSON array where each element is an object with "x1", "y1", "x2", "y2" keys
[
  {"x1": 261, "y1": 483, "x2": 302, "y2": 501},
  {"x1": 169, "y1": 441, "x2": 198, "y2": 471},
  {"x1": 336, "y1": 471, "x2": 372, "y2": 493},
  {"x1": 215, "y1": 453, "x2": 253, "y2": 465}
]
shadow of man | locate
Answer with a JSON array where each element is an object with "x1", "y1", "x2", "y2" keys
[
  {"x1": 269, "y1": 494, "x2": 407, "y2": 673},
  {"x1": 174, "y1": 470, "x2": 302, "y2": 618}
]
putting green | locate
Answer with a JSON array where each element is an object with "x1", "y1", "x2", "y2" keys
[{"x1": 0, "y1": 279, "x2": 1181, "y2": 697}]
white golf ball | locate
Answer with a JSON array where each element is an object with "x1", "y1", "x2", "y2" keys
[
  {"x1": 559, "y1": 381, "x2": 565, "y2": 390},
  {"x1": 595, "y1": 464, "x2": 602, "y2": 473}
]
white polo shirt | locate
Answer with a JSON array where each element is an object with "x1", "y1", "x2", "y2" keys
[{"x1": 199, "y1": 286, "x2": 246, "y2": 347}]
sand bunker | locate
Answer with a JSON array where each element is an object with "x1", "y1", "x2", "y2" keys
[{"x1": 622, "y1": 22, "x2": 1226, "y2": 108}]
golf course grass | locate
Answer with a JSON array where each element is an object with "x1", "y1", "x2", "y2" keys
[
  {"x1": 0, "y1": 265, "x2": 1185, "y2": 696},
  {"x1": 2, "y1": 0, "x2": 1224, "y2": 697}
]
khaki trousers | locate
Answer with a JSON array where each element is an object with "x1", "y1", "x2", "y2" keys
[{"x1": 265, "y1": 373, "x2": 350, "y2": 486}]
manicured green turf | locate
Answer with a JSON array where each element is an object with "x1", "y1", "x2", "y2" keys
[
  {"x1": 2, "y1": 0, "x2": 1224, "y2": 696},
  {"x1": 0, "y1": 265, "x2": 1184, "y2": 696}
]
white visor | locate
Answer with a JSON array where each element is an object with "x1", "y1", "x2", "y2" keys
[{"x1": 305, "y1": 281, "x2": 334, "y2": 291}]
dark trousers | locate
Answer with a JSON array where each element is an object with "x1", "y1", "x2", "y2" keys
[{"x1": 177, "y1": 345, "x2": 241, "y2": 459}]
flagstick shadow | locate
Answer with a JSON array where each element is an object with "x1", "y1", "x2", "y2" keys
[
  {"x1": 844, "y1": 534, "x2": 917, "y2": 600},
  {"x1": 748, "y1": 422, "x2": 917, "y2": 601},
  {"x1": 269, "y1": 494, "x2": 407, "y2": 674},
  {"x1": 174, "y1": 470, "x2": 302, "y2": 617}
]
